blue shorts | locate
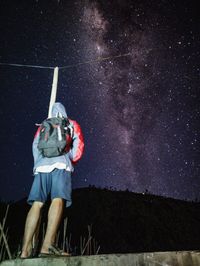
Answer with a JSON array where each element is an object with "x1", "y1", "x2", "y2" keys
[{"x1": 27, "y1": 169, "x2": 72, "y2": 207}]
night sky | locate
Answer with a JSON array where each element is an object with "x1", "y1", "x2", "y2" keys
[{"x1": 0, "y1": 0, "x2": 199, "y2": 202}]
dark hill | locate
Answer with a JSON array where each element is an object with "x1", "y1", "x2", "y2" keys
[{"x1": 1, "y1": 187, "x2": 200, "y2": 255}]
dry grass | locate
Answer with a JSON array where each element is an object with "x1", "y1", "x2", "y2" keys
[
  {"x1": 41, "y1": 218, "x2": 100, "y2": 255},
  {"x1": 0, "y1": 205, "x2": 12, "y2": 262},
  {"x1": 0, "y1": 205, "x2": 100, "y2": 260}
]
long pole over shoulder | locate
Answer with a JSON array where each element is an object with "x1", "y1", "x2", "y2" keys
[{"x1": 48, "y1": 66, "x2": 59, "y2": 118}]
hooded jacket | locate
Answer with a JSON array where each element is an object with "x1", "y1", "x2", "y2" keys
[{"x1": 32, "y1": 102, "x2": 84, "y2": 173}]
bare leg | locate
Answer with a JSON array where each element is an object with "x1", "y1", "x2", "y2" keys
[
  {"x1": 32, "y1": 212, "x2": 42, "y2": 255},
  {"x1": 21, "y1": 201, "x2": 44, "y2": 258},
  {"x1": 41, "y1": 198, "x2": 64, "y2": 253}
]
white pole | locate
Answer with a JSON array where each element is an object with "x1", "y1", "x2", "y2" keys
[{"x1": 48, "y1": 66, "x2": 59, "y2": 118}]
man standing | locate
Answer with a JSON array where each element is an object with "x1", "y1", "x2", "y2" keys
[{"x1": 20, "y1": 102, "x2": 84, "y2": 258}]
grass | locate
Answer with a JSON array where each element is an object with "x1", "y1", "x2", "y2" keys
[
  {"x1": 0, "y1": 205, "x2": 12, "y2": 262},
  {"x1": 43, "y1": 219, "x2": 100, "y2": 256},
  {"x1": 0, "y1": 207, "x2": 100, "y2": 262}
]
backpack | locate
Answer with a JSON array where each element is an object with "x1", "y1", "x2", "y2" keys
[{"x1": 37, "y1": 117, "x2": 71, "y2": 158}]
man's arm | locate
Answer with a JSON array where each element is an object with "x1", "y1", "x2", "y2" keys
[
  {"x1": 68, "y1": 120, "x2": 84, "y2": 164},
  {"x1": 32, "y1": 127, "x2": 42, "y2": 167}
]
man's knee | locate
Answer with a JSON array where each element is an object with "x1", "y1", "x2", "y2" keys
[
  {"x1": 32, "y1": 201, "x2": 44, "y2": 209},
  {"x1": 51, "y1": 198, "x2": 64, "y2": 206}
]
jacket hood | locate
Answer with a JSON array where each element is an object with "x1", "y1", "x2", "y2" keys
[{"x1": 51, "y1": 102, "x2": 68, "y2": 118}]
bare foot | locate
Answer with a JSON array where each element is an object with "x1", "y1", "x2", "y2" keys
[
  {"x1": 20, "y1": 250, "x2": 32, "y2": 259},
  {"x1": 40, "y1": 245, "x2": 70, "y2": 256}
]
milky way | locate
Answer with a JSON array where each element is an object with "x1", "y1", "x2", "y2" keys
[{"x1": 79, "y1": 0, "x2": 200, "y2": 200}]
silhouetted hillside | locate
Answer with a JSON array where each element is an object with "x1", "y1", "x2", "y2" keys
[{"x1": 1, "y1": 187, "x2": 200, "y2": 255}]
